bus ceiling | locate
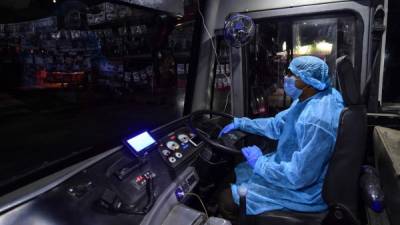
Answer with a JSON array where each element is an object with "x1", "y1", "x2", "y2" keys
[
  {"x1": 202, "y1": 0, "x2": 372, "y2": 30},
  {"x1": 115, "y1": 0, "x2": 184, "y2": 16},
  {"x1": 0, "y1": 0, "x2": 185, "y2": 17}
]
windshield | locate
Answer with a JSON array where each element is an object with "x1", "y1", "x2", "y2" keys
[{"x1": 0, "y1": 2, "x2": 196, "y2": 190}]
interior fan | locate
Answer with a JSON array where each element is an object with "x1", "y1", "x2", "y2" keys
[{"x1": 224, "y1": 13, "x2": 255, "y2": 48}]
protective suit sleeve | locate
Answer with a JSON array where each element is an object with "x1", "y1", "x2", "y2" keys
[
  {"x1": 253, "y1": 122, "x2": 336, "y2": 190},
  {"x1": 233, "y1": 108, "x2": 290, "y2": 140}
]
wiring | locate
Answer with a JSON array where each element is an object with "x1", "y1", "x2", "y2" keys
[
  {"x1": 185, "y1": 192, "x2": 209, "y2": 220},
  {"x1": 196, "y1": 0, "x2": 231, "y2": 113},
  {"x1": 223, "y1": 91, "x2": 231, "y2": 113}
]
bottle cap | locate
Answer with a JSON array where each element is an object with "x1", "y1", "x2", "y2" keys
[{"x1": 238, "y1": 185, "x2": 248, "y2": 197}]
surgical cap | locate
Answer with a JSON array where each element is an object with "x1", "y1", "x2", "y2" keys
[{"x1": 288, "y1": 56, "x2": 330, "y2": 91}]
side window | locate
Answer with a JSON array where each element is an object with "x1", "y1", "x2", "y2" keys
[
  {"x1": 245, "y1": 15, "x2": 358, "y2": 117},
  {"x1": 293, "y1": 17, "x2": 356, "y2": 87},
  {"x1": 246, "y1": 21, "x2": 292, "y2": 116},
  {"x1": 382, "y1": 1, "x2": 400, "y2": 106}
]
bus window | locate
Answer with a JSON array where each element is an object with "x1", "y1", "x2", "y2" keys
[
  {"x1": 382, "y1": 0, "x2": 400, "y2": 108},
  {"x1": 245, "y1": 15, "x2": 358, "y2": 117}
]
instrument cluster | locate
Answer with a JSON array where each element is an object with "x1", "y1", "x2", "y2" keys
[{"x1": 158, "y1": 127, "x2": 202, "y2": 168}]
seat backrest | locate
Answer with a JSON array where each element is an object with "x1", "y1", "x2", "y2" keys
[
  {"x1": 322, "y1": 57, "x2": 367, "y2": 216},
  {"x1": 322, "y1": 106, "x2": 366, "y2": 215},
  {"x1": 335, "y1": 56, "x2": 361, "y2": 105}
]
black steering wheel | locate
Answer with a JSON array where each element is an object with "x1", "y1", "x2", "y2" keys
[{"x1": 188, "y1": 110, "x2": 248, "y2": 155}]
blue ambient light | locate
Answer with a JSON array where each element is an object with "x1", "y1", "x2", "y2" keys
[{"x1": 127, "y1": 131, "x2": 156, "y2": 152}]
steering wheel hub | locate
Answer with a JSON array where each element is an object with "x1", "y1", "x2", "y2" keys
[{"x1": 188, "y1": 110, "x2": 247, "y2": 154}]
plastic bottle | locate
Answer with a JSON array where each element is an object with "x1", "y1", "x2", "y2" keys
[
  {"x1": 360, "y1": 165, "x2": 385, "y2": 213},
  {"x1": 238, "y1": 185, "x2": 247, "y2": 225}
]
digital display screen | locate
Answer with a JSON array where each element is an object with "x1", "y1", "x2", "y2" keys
[{"x1": 126, "y1": 132, "x2": 156, "y2": 152}]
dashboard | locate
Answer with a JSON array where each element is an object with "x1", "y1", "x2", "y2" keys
[{"x1": 0, "y1": 117, "x2": 213, "y2": 225}]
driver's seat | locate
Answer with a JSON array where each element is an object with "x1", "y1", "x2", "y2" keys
[{"x1": 246, "y1": 57, "x2": 366, "y2": 225}]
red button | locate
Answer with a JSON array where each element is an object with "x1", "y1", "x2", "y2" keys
[
  {"x1": 170, "y1": 136, "x2": 176, "y2": 140},
  {"x1": 136, "y1": 176, "x2": 143, "y2": 183}
]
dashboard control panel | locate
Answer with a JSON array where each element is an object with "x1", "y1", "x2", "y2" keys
[
  {"x1": 133, "y1": 171, "x2": 156, "y2": 189},
  {"x1": 0, "y1": 116, "x2": 208, "y2": 225},
  {"x1": 158, "y1": 127, "x2": 202, "y2": 168},
  {"x1": 175, "y1": 170, "x2": 199, "y2": 201}
]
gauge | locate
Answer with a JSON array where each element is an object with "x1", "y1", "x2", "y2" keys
[
  {"x1": 161, "y1": 149, "x2": 171, "y2": 156},
  {"x1": 166, "y1": 141, "x2": 180, "y2": 151},
  {"x1": 177, "y1": 134, "x2": 190, "y2": 143},
  {"x1": 168, "y1": 157, "x2": 177, "y2": 164},
  {"x1": 175, "y1": 152, "x2": 183, "y2": 159}
]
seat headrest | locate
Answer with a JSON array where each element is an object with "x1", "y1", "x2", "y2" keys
[{"x1": 336, "y1": 56, "x2": 361, "y2": 105}]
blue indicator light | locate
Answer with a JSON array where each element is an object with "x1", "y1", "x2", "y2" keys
[{"x1": 175, "y1": 186, "x2": 185, "y2": 201}]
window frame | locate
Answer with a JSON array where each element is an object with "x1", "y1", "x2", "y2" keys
[{"x1": 224, "y1": 8, "x2": 366, "y2": 117}]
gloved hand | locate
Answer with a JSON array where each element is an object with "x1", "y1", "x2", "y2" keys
[
  {"x1": 241, "y1": 145, "x2": 263, "y2": 168},
  {"x1": 218, "y1": 122, "x2": 236, "y2": 137}
]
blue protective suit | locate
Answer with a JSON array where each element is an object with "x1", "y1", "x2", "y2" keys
[
  {"x1": 230, "y1": 56, "x2": 344, "y2": 215},
  {"x1": 231, "y1": 88, "x2": 344, "y2": 214}
]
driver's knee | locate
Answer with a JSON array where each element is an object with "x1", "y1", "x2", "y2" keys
[{"x1": 218, "y1": 188, "x2": 239, "y2": 221}]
